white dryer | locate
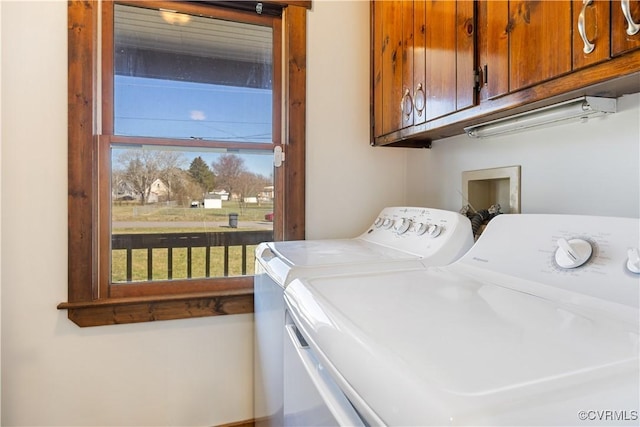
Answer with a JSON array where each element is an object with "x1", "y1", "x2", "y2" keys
[
  {"x1": 285, "y1": 214, "x2": 640, "y2": 426},
  {"x1": 254, "y1": 207, "x2": 474, "y2": 427}
]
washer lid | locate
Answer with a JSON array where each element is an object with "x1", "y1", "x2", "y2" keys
[
  {"x1": 268, "y1": 239, "x2": 419, "y2": 265},
  {"x1": 257, "y1": 239, "x2": 424, "y2": 287},
  {"x1": 284, "y1": 268, "x2": 640, "y2": 426}
]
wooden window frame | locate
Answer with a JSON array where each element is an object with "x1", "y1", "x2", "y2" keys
[
  {"x1": 59, "y1": 0, "x2": 308, "y2": 327},
  {"x1": 102, "y1": 2, "x2": 280, "y2": 299}
]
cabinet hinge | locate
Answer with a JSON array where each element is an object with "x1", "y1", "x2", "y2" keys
[
  {"x1": 474, "y1": 65, "x2": 488, "y2": 92},
  {"x1": 473, "y1": 67, "x2": 482, "y2": 92}
]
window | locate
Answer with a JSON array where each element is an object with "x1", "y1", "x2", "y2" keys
[{"x1": 60, "y1": 0, "x2": 308, "y2": 327}]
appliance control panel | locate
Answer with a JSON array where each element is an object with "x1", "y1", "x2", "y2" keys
[
  {"x1": 458, "y1": 214, "x2": 639, "y2": 311},
  {"x1": 359, "y1": 207, "x2": 474, "y2": 260}
]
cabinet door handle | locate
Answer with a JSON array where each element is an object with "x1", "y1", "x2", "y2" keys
[
  {"x1": 621, "y1": 0, "x2": 640, "y2": 35},
  {"x1": 578, "y1": 0, "x2": 596, "y2": 54},
  {"x1": 401, "y1": 88, "x2": 413, "y2": 120},
  {"x1": 413, "y1": 83, "x2": 425, "y2": 117}
]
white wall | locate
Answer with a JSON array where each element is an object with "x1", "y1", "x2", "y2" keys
[
  {"x1": 306, "y1": 0, "x2": 410, "y2": 240},
  {"x1": 1, "y1": 2, "x2": 252, "y2": 426},
  {"x1": 405, "y1": 94, "x2": 640, "y2": 218}
]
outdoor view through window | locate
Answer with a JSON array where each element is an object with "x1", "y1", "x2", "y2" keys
[{"x1": 111, "y1": 4, "x2": 275, "y2": 284}]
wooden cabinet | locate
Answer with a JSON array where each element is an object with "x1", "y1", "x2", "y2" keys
[
  {"x1": 572, "y1": 0, "x2": 611, "y2": 70},
  {"x1": 413, "y1": 0, "x2": 426, "y2": 127},
  {"x1": 478, "y1": 0, "x2": 640, "y2": 100},
  {"x1": 371, "y1": 1, "x2": 422, "y2": 137},
  {"x1": 372, "y1": 0, "x2": 640, "y2": 147},
  {"x1": 423, "y1": 1, "x2": 475, "y2": 121},
  {"x1": 570, "y1": 0, "x2": 640, "y2": 68},
  {"x1": 477, "y1": 1, "x2": 508, "y2": 100},
  {"x1": 402, "y1": 0, "x2": 415, "y2": 129},
  {"x1": 372, "y1": 1, "x2": 403, "y2": 137},
  {"x1": 478, "y1": 0, "x2": 638, "y2": 92},
  {"x1": 612, "y1": 0, "x2": 640, "y2": 55},
  {"x1": 371, "y1": 0, "x2": 476, "y2": 145},
  {"x1": 508, "y1": 1, "x2": 572, "y2": 91},
  {"x1": 479, "y1": 1, "x2": 573, "y2": 99}
]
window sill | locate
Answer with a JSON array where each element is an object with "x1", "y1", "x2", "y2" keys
[{"x1": 57, "y1": 288, "x2": 254, "y2": 327}]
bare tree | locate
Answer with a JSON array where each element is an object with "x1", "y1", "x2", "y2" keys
[
  {"x1": 119, "y1": 154, "x2": 157, "y2": 204},
  {"x1": 211, "y1": 154, "x2": 245, "y2": 201},
  {"x1": 115, "y1": 149, "x2": 184, "y2": 204},
  {"x1": 111, "y1": 168, "x2": 127, "y2": 200},
  {"x1": 237, "y1": 171, "x2": 271, "y2": 207},
  {"x1": 211, "y1": 154, "x2": 273, "y2": 213},
  {"x1": 155, "y1": 151, "x2": 186, "y2": 202}
]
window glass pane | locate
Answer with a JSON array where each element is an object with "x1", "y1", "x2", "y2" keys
[
  {"x1": 114, "y1": 4, "x2": 273, "y2": 143},
  {"x1": 111, "y1": 145, "x2": 274, "y2": 283}
]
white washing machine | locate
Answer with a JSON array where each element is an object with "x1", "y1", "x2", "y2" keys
[
  {"x1": 254, "y1": 207, "x2": 474, "y2": 427},
  {"x1": 285, "y1": 214, "x2": 640, "y2": 426}
]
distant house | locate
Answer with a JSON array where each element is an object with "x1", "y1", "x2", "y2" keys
[
  {"x1": 260, "y1": 185, "x2": 274, "y2": 201},
  {"x1": 112, "y1": 178, "x2": 169, "y2": 203},
  {"x1": 146, "y1": 178, "x2": 169, "y2": 203},
  {"x1": 113, "y1": 180, "x2": 137, "y2": 201},
  {"x1": 243, "y1": 196, "x2": 258, "y2": 204},
  {"x1": 210, "y1": 189, "x2": 230, "y2": 201}
]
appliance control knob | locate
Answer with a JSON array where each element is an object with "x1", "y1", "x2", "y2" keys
[
  {"x1": 374, "y1": 217, "x2": 384, "y2": 228},
  {"x1": 382, "y1": 218, "x2": 394, "y2": 229},
  {"x1": 395, "y1": 218, "x2": 411, "y2": 235},
  {"x1": 626, "y1": 248, "x2": 640, "y2": 274},
  {"x1": 415, "y1": 223, "x2": 428, "y2": 235},
  {"x1": 555, "y1": 238, "x2": 592, "y2": 269},
  {"x1": 426, "y1": 224, "x2": 442, "y2": 238}
]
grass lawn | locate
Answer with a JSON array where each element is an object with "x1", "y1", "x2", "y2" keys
[
  {"x1": 112, "y1": 200, "x2": 274, "y2": 224},
  {"x1": 111, "y1": 200, "x2": 272, "y2": 282},
  {"x1": 111, "y1": 246, "x2": 260, "y2": 282}
]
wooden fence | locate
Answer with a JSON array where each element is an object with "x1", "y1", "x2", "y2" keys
[{"x1": 112, "y1": 230, "x2": 274, "y2": 282}]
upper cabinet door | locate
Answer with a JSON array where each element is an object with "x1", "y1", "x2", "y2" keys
[
  {"x1": 372, "y1": 1, "x2": 383, "y2": 138},
  {"x1": 402, "y1": 1, "x2": 415, "y2": 129},
  {"x1": 456, "y1": 0, "x2": 476, "y2": 113},
  {"x1": 612, "y1": 0, "x2": 640, "y2": 55},
  {"x1": 372, "y1": 0, "x2": 477, "y2": 140},
  {"x1": 572, "y1": 0, "x2": 611, "y2": 69},
  {"x1": 372, "y1": 0, "x2": 403, "y2": 137},
  {"x1": 424, "y1": 0, "x2": 458, "y2": 121},
  {"x1": 424, "y1": 0, "x2": 475, "y2": 121},
  {"x1": 508, "y1": 1, "x2": 572, "y2": 91},
  {"x1": 478, "y1": 0, "x2": 509, "y2": 101},
  {"x1": 479, "y1": 0, "x2": 572, "y2": 97},
  {"x1": 413, "y1": 0, "x2": 427, "y2": 126}
]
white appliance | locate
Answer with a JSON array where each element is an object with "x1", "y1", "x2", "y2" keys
[
  {"x1": 285, "y1": 214, "x2": 640, "y2": 426},
  {"x1": 254, "y1": 207, "x2": 474, "y2": 427}
]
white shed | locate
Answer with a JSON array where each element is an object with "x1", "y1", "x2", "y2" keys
[{"x1": 204, "y1": 195, "x2": 222, "y2": 209}]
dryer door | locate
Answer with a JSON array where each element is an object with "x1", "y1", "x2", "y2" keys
[{"x1": 284, "y1": 313, "x2": 365, "y2": 427}]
